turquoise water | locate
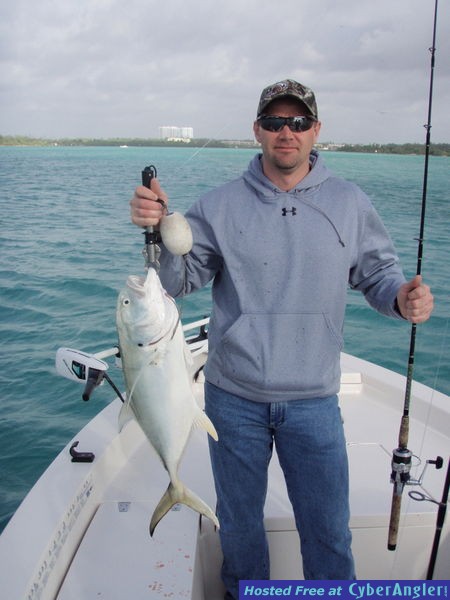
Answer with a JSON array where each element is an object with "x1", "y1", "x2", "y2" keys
[{"x1": 0, "y1": 146, "x2": 449, "y2": 533}]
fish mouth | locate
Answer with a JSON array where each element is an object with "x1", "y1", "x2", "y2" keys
[{"x1": 126, "y1": 275, "x2": 146, "y2": 296}]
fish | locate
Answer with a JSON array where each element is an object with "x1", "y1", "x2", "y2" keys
[{"x1": 116, "y1": 267, "x2": 219, "y2": 535}]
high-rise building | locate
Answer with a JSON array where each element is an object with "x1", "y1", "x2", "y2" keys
[
  {"x1": 159, "y1": 126, "x2": 193, "y2": 140},
  {"x1": 180, "y1": 126, "x2": 194, "y2": 139}
]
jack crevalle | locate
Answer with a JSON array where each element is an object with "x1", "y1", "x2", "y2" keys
[{"x1": 116, "y1": 267, "x2": 219, "y2": 535}]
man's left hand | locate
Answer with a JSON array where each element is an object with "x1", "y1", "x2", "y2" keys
[{"x1": 397, "y1": 275, "x2": 434, "y2": 323}]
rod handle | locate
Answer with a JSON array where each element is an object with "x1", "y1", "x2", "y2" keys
[
  {"x1": 398, "y1": 415, "x2": 409, "y2": 449},
  {"x1": 388, "y1": 490, "x2": 402, "y2": 550}
]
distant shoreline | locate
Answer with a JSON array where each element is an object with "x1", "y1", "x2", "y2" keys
[{"x1": 0, "y1": 135, "x2": 449, "y2": 156}]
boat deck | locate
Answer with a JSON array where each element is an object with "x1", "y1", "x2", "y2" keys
[{"x1": 1, "y1": 353, "x2": 449, "y2": 599}]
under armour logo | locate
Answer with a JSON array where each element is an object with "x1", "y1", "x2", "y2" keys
[{"x1": 281, "y1": 207, "x2": 297, "y2": 216}]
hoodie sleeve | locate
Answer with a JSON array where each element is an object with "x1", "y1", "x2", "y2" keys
[{"x1": 349, "y1": 202, "x2": 406, "y2": 319}]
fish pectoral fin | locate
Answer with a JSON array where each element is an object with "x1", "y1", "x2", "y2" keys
[
  {"x1": 149, "y1": 482, "x2": 219, "y2": 536},
  {"x1": 193, "y1": 407, "x2": 218, "y2": 441},
  {"x1": 118, "y1": 401, "x2": 135, "y2": 431}
]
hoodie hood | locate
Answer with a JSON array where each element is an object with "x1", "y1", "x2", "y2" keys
[
  {"x1": 243, "y1": 149, "x2": 333, "y2": 200},
  {"x1": 243, "y1": 150, "x2": 345, "y2": 246}
]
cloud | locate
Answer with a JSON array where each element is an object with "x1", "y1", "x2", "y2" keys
[{"x1": 1, "y1": 0, "x2": 449, "y2": 143}]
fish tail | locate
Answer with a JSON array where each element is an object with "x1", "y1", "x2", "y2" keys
[{"x1": 149, "y1": 481, "x2": 219, "y2": 536}]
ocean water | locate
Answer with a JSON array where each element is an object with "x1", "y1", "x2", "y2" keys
[{"x1": 0, "y1": 146, "x2": 449, "y2": 533}]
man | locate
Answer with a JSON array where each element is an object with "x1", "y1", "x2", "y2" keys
[{"x1": 130, "y1": 80, "x2": 434, "y2": 599}]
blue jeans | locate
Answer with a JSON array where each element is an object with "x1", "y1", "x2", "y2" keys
[{"x1": 205, "y1": 383, "x2": 355, "y2": 600}]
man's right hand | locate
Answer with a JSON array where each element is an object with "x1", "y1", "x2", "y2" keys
[{"x1": 130, "y1": 178, "x2": 168, "y2": 227}]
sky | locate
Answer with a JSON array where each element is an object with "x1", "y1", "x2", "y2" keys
[{"x1": 1, "y1": 0, "x2": 449, "y2": 144}]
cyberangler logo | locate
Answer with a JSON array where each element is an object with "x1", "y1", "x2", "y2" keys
[{"x1": 349, "y1": 581, "x2": 448, "y2": 600}]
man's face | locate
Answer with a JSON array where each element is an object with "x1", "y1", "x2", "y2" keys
[{"x1": 253, "y1": 97, "x2": 321, "y2": 184}]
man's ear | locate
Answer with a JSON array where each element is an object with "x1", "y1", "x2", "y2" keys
[
  {"x1": 313, "y1": 120, "x2": 322, "y2": 142},
  {"x1": 253, "y1": 121, "x2": 262, "y2": 143}
]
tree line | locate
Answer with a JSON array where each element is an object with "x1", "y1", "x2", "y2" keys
[
  {"x1": 1, "y1": 135, "x2": 449, "y2": 156},
  {"x1": 335, "y1": 143, "x2": 449, "y2": 156}
]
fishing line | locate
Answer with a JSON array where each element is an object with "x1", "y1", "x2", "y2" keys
[
  {"x1": 416, "y1": 316, "x2": 449, "y2": 462},
  {"x1": 159, "y1": 119, "x2": 236, "y2": 185},
  {"x1": 181, "y1": 124, "x2": 233, "y2": 164},
  {"x1": 429, "y1": 317, "x2": 449, "y2": 394}
]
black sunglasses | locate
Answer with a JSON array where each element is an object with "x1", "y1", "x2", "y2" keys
[{"x1": 257, "y1": 115, "x2": 317, "y2": 133}]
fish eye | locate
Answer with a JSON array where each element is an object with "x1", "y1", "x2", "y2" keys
[{"x1": 122, "y1": 298, "x2": 130, "y2": 306}]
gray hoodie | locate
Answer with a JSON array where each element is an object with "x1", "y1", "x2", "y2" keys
[{"x1": 159, "y1": 151, "x2": 406, "y2": 402}]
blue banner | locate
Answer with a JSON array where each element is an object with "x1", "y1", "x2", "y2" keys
[{"x1": 239, "y1": 581, "x2": 449, "y2": 600}]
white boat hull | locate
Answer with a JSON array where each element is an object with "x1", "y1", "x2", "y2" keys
[{"x1": 0, "y1": 326, "x2": 448, "y2": 598}]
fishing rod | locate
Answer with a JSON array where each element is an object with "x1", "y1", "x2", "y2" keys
[{"x1": 387, "y1": 0, "x2": 439, "y2": 552}]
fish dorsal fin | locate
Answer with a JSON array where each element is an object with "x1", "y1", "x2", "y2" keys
[{"x1": 193, "y1": 406, "x2": 218, "y2": 441}]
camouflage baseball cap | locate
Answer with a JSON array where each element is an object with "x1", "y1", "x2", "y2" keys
[{"x1": 257, "y1": 79, "x2": 318, "y2": 119}]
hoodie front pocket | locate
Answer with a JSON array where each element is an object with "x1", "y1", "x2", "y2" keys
[{"x1": 219, "y1": 312, "x2": 343, "y2": 394}]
